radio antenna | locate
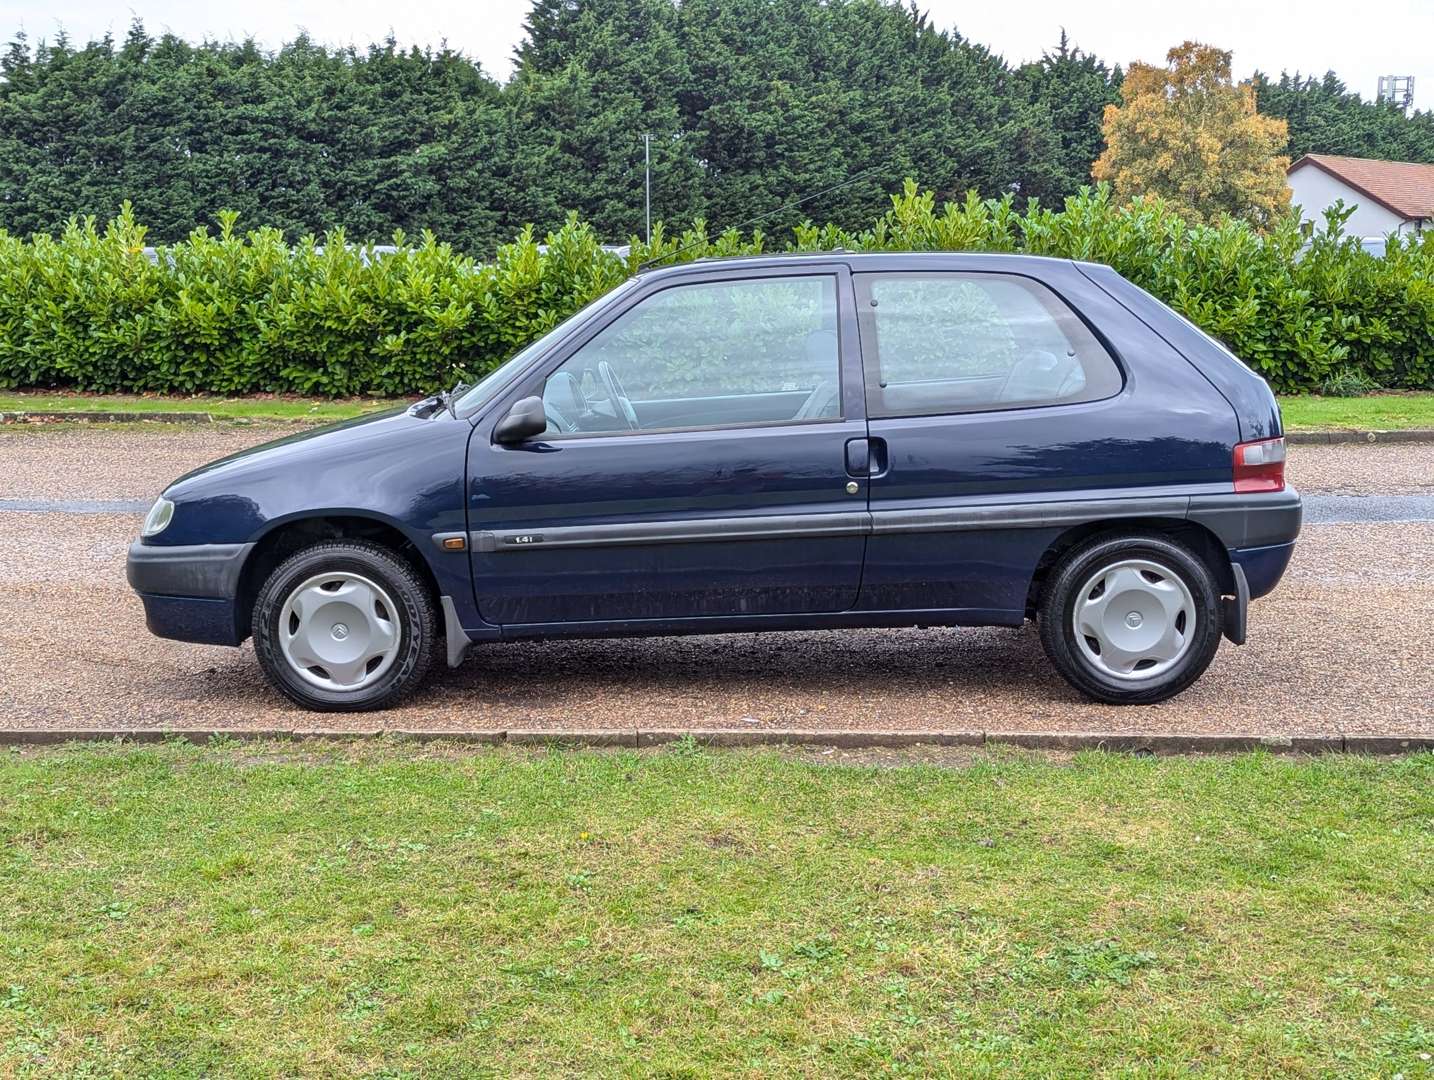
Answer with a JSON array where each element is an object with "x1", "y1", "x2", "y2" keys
[{"x1": 636, "y1": 166, "x2": 886, "y2": 271}]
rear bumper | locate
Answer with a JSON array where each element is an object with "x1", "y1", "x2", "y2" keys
[
  {"x1": 1187, "y1": 489, "x2": 1302, "y2": 550},
  {"x1": 127, "y1": 540, "x2": 253, "y2": 646},
  {"x1": 1230, "y1": 540, "x2": 1297, "y2": 600},
  {"x1": 1186, "y1": 488, "x2": 1301, "y2": 599},
  {"x1": 1188, "y1": 490, "x2": 1301, "y2": 644}
]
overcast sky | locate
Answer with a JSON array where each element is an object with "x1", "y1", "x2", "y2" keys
[{"x1": 7, "y1": 0, "x2": 1433, "y2": 110}]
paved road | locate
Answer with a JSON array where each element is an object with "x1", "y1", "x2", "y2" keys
[
  {"x1": 1302, "y1": 494, "x2": 1434, "y2": 524},
  {"x1": 0, "y1": 497, "x2": 151, "y2": 513},
  {"x1": 0, "y1": 426, "x2": 1430, "y2": 736}
]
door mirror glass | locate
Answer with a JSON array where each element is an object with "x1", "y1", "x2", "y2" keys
[{"x1": 493, "y1": 396, "x2": 548, "y2": 444}]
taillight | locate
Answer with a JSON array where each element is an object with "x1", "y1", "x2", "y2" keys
[{"x1": 1233, "y1": 437, "x2": 1286, "y2": 493}]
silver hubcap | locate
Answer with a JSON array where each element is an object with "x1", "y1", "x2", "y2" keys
[
  {"x1": 1073, "y1": 558, "x2": 1195, "y2": 681},
  {"x1": 278, "y1": 571, "x2": 400, "y2": 692}
]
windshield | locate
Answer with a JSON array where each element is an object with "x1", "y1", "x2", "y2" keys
[{"x1": 453, "y1": 278, "x2": 641, "y2": 414}]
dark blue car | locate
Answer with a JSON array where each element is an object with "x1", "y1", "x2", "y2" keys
[{"x1": 127, "y1": 253, "x2": 1301, "y2": 711}]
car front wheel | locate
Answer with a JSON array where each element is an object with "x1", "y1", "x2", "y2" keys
[
  {"x1": 252, "y1": 540, "x2": 438, "y2": 712},
  {"x1": 1038, "y1": 533, "x2": 1223, "y2": 705}
]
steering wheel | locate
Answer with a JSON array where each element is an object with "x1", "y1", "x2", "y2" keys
[
  {"x1": 794, "y1": 379, "x2": 839, "y2": 420},
  {"x1": 543, "y1": 370, "x2": 588, "y2": 433},
  {"x1": 597, "y1": 361, "x2": 640, "y2": 431}
]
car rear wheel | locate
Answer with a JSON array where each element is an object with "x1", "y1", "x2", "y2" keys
[
  {"x1": 1038, "y1": 533, "x2": 1223, "y2": 705},
  {"x1": 252, "y1": 540, "x2": 437, "y2": 711}
]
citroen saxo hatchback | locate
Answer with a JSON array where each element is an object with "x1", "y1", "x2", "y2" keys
[{"x1": 128, "y1": 253, "x2": 1301, "y2": 711}]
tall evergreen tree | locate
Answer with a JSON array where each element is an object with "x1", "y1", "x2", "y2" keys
[
  {"x1": 0, "y1": 22, "x2": 506, "y2": 249},
  {"x1": 1254, "y1": 70, "x2": 1434, "y2": 163},
  {"x1": 9, "y1": 2, "x2": 1434, "y2": 252},
  {"x1": 674, "y1": 0, "x2": 1062, "y2": 232},
  {"x1": 1014, "y1": 31, "x2": 1122, "y2": 201},
  {"x1": 501, "y1": 0, "x2": 702, "y2": 241}
]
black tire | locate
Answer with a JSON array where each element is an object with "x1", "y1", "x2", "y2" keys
[
  {"x1": 252, "y1": 540, "x2": 438, "y2": 712},
  {"x1": 1038, "y1": 532, "x2": 1223, "y2": 705}
]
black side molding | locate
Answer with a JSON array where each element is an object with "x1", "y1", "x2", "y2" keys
[
  {"x1": 472, "y1": 491, "x2": 1304, "y2": 555},
  {"x1": 473, "y1": 512, "x2": 868, "y2": 553}
]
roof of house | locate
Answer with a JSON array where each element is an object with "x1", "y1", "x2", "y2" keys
[{"x1": 1287, "y1": 153, "x2": 1434, "y2": 220}]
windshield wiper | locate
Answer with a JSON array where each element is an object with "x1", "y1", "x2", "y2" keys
[
  {"x1": 441, "y1": 380, "x2": 472, "y2": 419},
  {"x1": 418, "y1": 380, "x2": 471, "y2": 420}
]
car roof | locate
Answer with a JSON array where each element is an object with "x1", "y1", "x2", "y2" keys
[{"x1": 635, "y1": 250, "x2": 1104, "y2": 280}]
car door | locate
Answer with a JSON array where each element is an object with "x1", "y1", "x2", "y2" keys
[
  {"x1": 851, "y1": 266, "x2": 1228, "y2": 620},
  {"x1": 467, "y1": 265, "x2": 870, "y2": 628}
]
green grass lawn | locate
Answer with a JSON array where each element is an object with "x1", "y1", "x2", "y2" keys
[
  {"x1": 0, "y1": 392, "x2": 404, "y2": 423},
  {"x1": 3, "y1": 390, "x2": 1434, "y2": 432},
  {"x1": 1278, "y1": 392, "x2": 1434, "y2": 431},
  {"x1": 1, "y1": 742, "x2": 1429, "y2": 1076}
]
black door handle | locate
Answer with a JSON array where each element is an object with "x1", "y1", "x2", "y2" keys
[
  {"x1": 844, "y1": 438, "x2": 870, "y2": 477},
  {"x1": 866, "y1": 436, "x2": 889, "y2": 478}
]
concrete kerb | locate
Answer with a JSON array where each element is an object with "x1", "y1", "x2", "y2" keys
[
  {"x1": 636, "y1": 728, "x2": 986, "y2": 748},
  {"x1": 506, "y1": 729, "x2": 639, "y2": 748},
  {"x1": 1, "y1": 728, "x2": 1430, "y2": 755},
  {"x1": 987, "y1": 731, "x2": 1346, "y2": 754},
  {"x1": 1341, "y1": 734, "x2": 1434, "y2": 754},
  {"x1": 1285, "y1": 428, "x2": 1434, "y2": 445}
]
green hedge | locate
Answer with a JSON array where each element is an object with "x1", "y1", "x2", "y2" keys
[{"x1": 2, "y1": 181, "x2": 1431, "y2": 397}]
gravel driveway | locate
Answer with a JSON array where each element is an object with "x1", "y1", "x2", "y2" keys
[
  {"x1": 2, "y1": 425, "x2": 1432, "y2": 500},
  {"x1": 1, "y1": 425, "x2": 1430, "y2": 736}
]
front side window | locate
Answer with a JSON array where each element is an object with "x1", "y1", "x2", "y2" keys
[
  {"x1": 856, "y1": 272, "x2": 1122, "y2": 418},
  {"x1": 540, "y1": 275, "x2": 841, "y2": 435}
]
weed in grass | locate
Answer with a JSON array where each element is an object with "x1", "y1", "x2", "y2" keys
[
  {"x1": 1041, "y1": 938, "x2": 1159, "y2": 986},
  {"x1": 667, "y1": 734, "x2": 702, "y2": 757},
  {"x1": 1320, "y1": 369, "x2": 1383, "y2": 397},
  {"x1": 794, "y1": 933, "x2": 840, "y2": 962}
]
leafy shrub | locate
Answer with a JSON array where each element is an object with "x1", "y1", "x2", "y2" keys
[
  {"x1": 0, "y1": 208, "x2": 633, "y2": 397},
  {"x1": 2, "y1": 183, "x2": 1432, "y2": 397}
]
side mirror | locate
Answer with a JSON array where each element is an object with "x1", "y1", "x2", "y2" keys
[{"x1": 493, "y1": 396, "x2": 548, "y2": 444}]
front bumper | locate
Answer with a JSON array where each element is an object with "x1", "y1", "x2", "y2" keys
[
  {"x1": 127, "y1": 540, "x2": 254, "y2": 645},
  {"x1": 126, "y1": 540, "x2": 253, "y2": 597}
]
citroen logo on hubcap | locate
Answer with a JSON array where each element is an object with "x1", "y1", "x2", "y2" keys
[{"x1": 331, "y1": 623, "x2": 350, "y2": 640}]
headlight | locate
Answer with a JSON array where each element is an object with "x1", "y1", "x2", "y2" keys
[{"x1": 141, "y1": 497, "x2": 175, "y2": 538}]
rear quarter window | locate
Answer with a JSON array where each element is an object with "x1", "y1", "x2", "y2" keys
[{"x1": 855, "y1": 272, "x2": 1123, "y2": 417}]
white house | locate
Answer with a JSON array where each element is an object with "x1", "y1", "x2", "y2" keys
[{"x1": 1286, "y1": 154, "x2": 1433, "y2": 242}]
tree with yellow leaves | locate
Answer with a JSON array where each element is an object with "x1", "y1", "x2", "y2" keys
[{"x1": 1093, "y1": 42, "x2": 1291, "y2": 227}]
